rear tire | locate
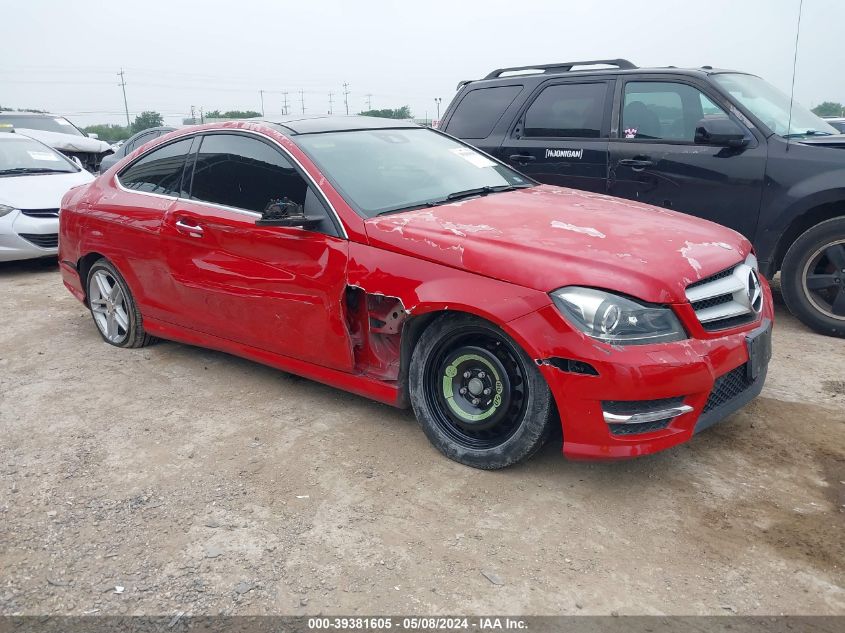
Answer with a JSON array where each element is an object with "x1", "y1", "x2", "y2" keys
[
  {"x1": 86, "y1": 259, "x2": 155, "y2": 348},
  {"x1": 781, "y1": 217, "x2": 845, "y2": 337},
  {"x1": 409, "y1": 313, "x2": 554, "y2": 469}
]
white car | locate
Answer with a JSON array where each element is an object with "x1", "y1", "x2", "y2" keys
[
  {"x1": 0, "y1": 112, "x2": 113, "y2": 172},
  {"x1": 0, "y1": 133, "x2": 94, "y2": 262}
]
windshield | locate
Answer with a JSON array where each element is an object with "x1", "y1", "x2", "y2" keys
[
  {"x1": 0, "y1": 115, "x2": 86, "y2": 137},
  {"x1": 293, "y1": 128, "x2": 531, "y2": 217},
  {"x1": 0, "y1": 136, "x2": 77, "y2": 174},
  {"x1": 712, "y1": 73, "x2": 839, "y2": 137}
]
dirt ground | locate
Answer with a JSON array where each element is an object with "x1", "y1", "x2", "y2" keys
[{"x1": 0, "y1": 258, "x2": 843, "y2": 617}]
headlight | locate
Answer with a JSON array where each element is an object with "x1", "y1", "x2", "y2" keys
[
  {"x1": 550, "y1": 286, "x2": 686, "y2": 345},
  {"x1": 0, "y1": 204, "x2": 17, "y2": 218}
]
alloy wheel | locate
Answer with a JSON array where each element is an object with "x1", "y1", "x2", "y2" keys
[
  {"x1": 88, "y1": 269, "x2": 130, "y2": 344},
  {"x1": 802, "y1": 239, "x2": 845, "y2": 321}
]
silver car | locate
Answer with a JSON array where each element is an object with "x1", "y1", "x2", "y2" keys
[{"x1": 0, "y1": 133, "x2": 93, "y2": 262}]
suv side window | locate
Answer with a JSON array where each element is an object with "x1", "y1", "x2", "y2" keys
[
  {"x1": 622, "y1": 81, "x2": 730, "y2": 141},
  {"x1": 189, "y1": 133, "x2": 307, "y2": 212},
  {"x1": 523, "y1": 82, "x2": 608, "y2": 138},
  {"x1": 445, "y1": 85, "x2": 523, "y2": 139},
  {"x1": 117, "y1": 137, "x2": 193, "y2": 195}
]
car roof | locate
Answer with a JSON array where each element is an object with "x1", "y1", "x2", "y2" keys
[
  {"x1": 256, "y1": 115, "x2": 419, "y2": 135},
  {"x1": 129, "y1": 126, "x2": 176, "y2": 136}
]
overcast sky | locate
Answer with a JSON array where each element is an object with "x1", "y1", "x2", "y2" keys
[{"x1": 2, "y1": 0, "x2": 842, "y2": 127}]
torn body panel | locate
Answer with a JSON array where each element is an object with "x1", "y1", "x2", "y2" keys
[{"x1": 343, "y1": 286, "x2": 408, "y2": 381}]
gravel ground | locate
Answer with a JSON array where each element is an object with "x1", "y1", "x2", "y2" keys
[{"x1": 0, "y1": 258, "x2": 843, "y2": 616}]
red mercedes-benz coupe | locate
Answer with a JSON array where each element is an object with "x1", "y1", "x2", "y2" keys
[{"x1": 59, "y1": 117, "x2": 773, "y2": 469}]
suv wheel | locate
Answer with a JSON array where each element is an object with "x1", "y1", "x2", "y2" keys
[
  {"x1": 409, "y1": 313, "x2": 554, "y2": 469},
  {"x1": 86, "y1": 259, "x2": 155, "y2": 348},
  {"x1": 781, "y1": 217, "x2": 845, "y2": 337}
]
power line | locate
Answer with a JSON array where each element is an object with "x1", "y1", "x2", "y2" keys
[
  {"x1": 343, "y1": 82, "x2": 350, "y2": 115},
  {"x1": 117, "y1": 68, "x2": 130, "y2": 127}
]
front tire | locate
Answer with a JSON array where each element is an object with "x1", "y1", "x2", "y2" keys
[
  {"x1": 781, "y1": 217, "x2": 845, "y2": 337},
  {"x1": 409, "y1": 313, "x2": 554, "y2": 469},
  {"x1": 86, "y1": 259, "x2": 154, "y2": 348}
]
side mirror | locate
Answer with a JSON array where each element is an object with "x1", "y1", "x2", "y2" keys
[
  {"x1": 256, "y1": 198, "x2": 322, "y2": 229},
  {"x1": 694, "y1": 117, "x2": 748, "y2": 148},
  {"x1": 87, "y1": 132, "x2": 99, "y2": 139},
  {"x1": 70, "y1": 156, "x2": 84, "y2": 169}
]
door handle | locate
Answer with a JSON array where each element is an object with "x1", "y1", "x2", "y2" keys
[
  {"x1": 618, "y1": 157, "x2": 653, "y2": 172},
  {"x1": 175, "y1": 219, "x2": 204, "y2": 237},
  {"x1": 509, "y1": 153, "x2": 536, "y2": 163}
]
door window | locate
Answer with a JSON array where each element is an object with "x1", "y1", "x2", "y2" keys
[
  {"x1": 523, "y1": 82, "x2": 608, "y2": 138},
  {"x1": 622, "y1": 81, "x2": 730, "y2": 141},
  {"x1": 188, "y1": 133, "x2": 308, "y2": 213},
  {"x1": 445, "y1": 85, "x2": 523, "y2": 139},
  {"x1": 117, "y1": 137, "x2": 193, "y2": 195}
]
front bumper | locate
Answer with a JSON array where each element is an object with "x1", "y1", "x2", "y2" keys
[
  {"x1": 506, "y1": 281, "x2": 774, "y2": 460},
  {"x1": 0, "y1": 210, "x2": 59, "y2": 262}
]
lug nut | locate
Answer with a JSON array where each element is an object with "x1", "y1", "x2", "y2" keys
[
  {"x1": 471, "y1": 398, "x2": 480, "y2": 406},
  {"x1": 483, "y1": 388, "x2": 492, "y2": 395},
  {"x1": 478, "y1": 371, "x2": 486, "y2": 379},
  {"x1": 463, "y1": 371, "x2": 471, "y2": 379},
  {"x1": 459, "y1": 387, "x2": 467, "y2": 395}
]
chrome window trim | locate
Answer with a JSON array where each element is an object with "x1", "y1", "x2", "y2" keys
[{"x1": 114, "y1": 128, "x2": 349, "y2": 239}]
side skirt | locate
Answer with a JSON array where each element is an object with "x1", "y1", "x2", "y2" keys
[{"x1": 143, "y1": 316, "x2": 403, "y2": 407}]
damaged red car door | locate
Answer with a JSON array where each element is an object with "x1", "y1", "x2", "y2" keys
[{"x1": 160, "y1": 132, "x2": 354, "y2": 371}]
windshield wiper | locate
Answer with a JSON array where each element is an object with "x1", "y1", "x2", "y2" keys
[
  {"x1": 374, "y1": 184, "x2": 532, "y2": 217},
  {"x1": 783, "y1": 130, "x2": 835, "y2": 138},
  {"x1": 0, "y1": 167, "x2": 68, "y2": 175},
  {"x1": 445, "y1": 183, "x2": 531, "y2": 201}
]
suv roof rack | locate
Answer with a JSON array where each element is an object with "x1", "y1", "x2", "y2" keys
[{"x1": 483, "y1": 59, "x2": 636, "y2": 80}]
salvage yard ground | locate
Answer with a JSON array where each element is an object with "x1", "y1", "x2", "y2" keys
[{"x1": 0, "y1": 258, "x2": 843, "y2": 616}]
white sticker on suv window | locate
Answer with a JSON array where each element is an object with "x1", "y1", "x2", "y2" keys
[
  {"x1": 450, "y1": 147, "x2": 496, "y2": 168},
  {"x1": 27, "y1": 150, "x2": 59, "y2": 161}
]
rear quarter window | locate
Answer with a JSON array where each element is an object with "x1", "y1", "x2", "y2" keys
[{"x1": 445, "y1": 85, "x2": 523, "y2": 139}]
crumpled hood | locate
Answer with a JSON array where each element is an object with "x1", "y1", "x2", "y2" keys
[
  {"x1": 364, "y1": 185, "x2": 752, "y2": 304},
  {"x1": 0, "y1": 170, "x2": 94, "y2": 209},
  {"x1": 16, "y1": 128, "x2": 113, "y2": 154}
]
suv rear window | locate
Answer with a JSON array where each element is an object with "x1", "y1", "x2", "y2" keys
[
  {"x1": 445, "y1": 85, "x2": 523, "y2": 139},
  {"x1": 523, "y1": 82, "x2": 608, "y2": 138}
]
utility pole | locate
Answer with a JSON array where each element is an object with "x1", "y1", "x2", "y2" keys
[
  {"x1": 190, "y1": 105, "x2": 196, "y2": 125},
  {"x1": 282, "y1": 91, "x2": 289, "y2": 115},
  {"x1": 199, "y1": 107, "x2": 205, "y2": 124},
  {"x1": 299, "y1": 90, "x2": 305, "y2": 114},
  {"x1": 259, "y1": 90, "x2": 265, "y2": 116},
  {"x1": 434, "y1": 97, "x2": 442, "y2": 120},
  {"x1": 328, "y1": 92, "x2": 334, "y2": 115},
  {"x1": 117, "y1": 68, "x2": 130, "y2": 127},
  {"x1": 343, "y1": 82, "x2": 350, "y2": 115},
  {"x1": 365, "y1": 93, "x2": 373, "y2": 110}
]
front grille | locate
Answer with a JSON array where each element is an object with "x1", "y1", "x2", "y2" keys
[
  {"x1": 20, "y1": 208, "x2": 59, "y2": 218},
  {"x1": 691, "y1": 293, "x2": 733, "y2": 312},
  {"x1": 686, "y1": 266, "x2": 735, "y2": 290},
  {"x1": 685, "y1": 258, "x2": 761, "y2": 331},
  {"x1": 19, "y1": 233, "x2": 58, "y2": 249},
  {"x1": 703, "y1": 363, "x2": 755, "y2": 414}
]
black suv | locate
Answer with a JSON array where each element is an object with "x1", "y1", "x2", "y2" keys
[{"x1": 440, "y1": 59, "x2": 845, "y2": 337}]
